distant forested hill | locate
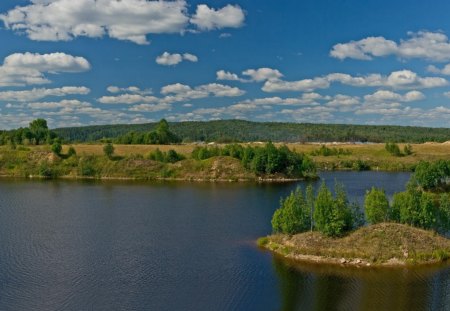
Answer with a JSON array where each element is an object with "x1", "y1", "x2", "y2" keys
[{"x1": 53, "y1": 120, "x2": 450, "y2": 143}]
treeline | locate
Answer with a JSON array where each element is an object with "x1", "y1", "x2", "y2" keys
[
  {"x1": 190, "y1": 143, "x2": 316, "y2": 178},
  {"x1": 0, "y1": 119, "x2": 58, "y2": 146},
  {"x1": 53, "y1": 120, "x2": 450, "y2": 143},
  {"x1": 114, "y1": 119, "x2": 180, "y2": 145},
  {"x1": 272, "y1": 160, "x2": 450, "y2": 237}
]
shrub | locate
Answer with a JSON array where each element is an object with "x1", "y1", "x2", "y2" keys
[
  {"x1": 51, "y1": 141, "x2": 62, "y2": 155},
  {"x1": 67, "y1": 146, "x2": 77, "y2": 157},
  {"x1": 404, "y1": 144, "x2": 413, "y2": 155},
  {"x1": 103, "y1": 143, "x2": 114, "y2": 159},
  {"x1": 385, "y1": 142, "x2": 402, "y2": 156}
]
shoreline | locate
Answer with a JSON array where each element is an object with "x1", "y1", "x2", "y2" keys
[{"x1": 0, "y1": 174, "x2": 308, "y2": 183}]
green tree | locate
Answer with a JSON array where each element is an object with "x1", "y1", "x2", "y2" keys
[
  {"x1": 414, "y1": 161, "x2": 439, "y2": 190},
  {"x1": 306, "y1": 184, "x2": 315, "y2": 232},
  {"x1": 103, "y1": 143, "x2": 115, "y2": 159},
  {"x1": 364, "y1": 187, "x2": 390, "y2": 224},
  {"x1": 334, "y1": 182, "x2": 354, "y2": 232},
  {"x1": 313, "y1": 182, "x2": 334, "y2": 235},
  {"x1": 272, "y1": 187, "x2": 311, "y2": 234},
  {"x1": 29, "y1": 118, "x2": 49, "y2": 145},
  {"x1": 438, "y1": 194, "x2": 450, "y2": 232},
  {"x1": 418, "y1": 192, "x2": 438, "y2": 229},
  {"x1": 153, "y1": 119, "x2": 180, "y2": 144}
]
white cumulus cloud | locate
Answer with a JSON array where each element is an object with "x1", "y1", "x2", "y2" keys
[
  {"x1": 364, "y1": 90, "x2": 425, "y2": 102},
  {"x1": 262, "y1": 77, "x2": 330, "y2": 92},
  {"x1": 191, "y1": 4, "x2": 245, "y2": 30},
  {"x1": 156, "y1": 52, "x2": 198, "y2": 66},
  {"x1": 0, "y1": 86, "x2": 90, "y2": 102},
  {"x1": 261, "y1": 70, "x2": 447, "y2": 92},
  {"x1": 330, "y1": 31, "x2": 450, "y2": 62},
  {"x1": 427, "y1": 64, "x2": 450, "y2": 75},
  {"x1": 98, "y1": 94, "x2": 159, "y2": 104},
  {"x1": 1, "y1": 1, "x2": 246, "y2": 44},
  {"x1": 0, "y1": 52, "x2": 90, "y2": 87},
  {"x1": 107, "y1": 86, "x2": 152, "y2": 95}
]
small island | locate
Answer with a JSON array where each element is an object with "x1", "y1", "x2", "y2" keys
[
  {"x1": 259, "y1": 223, "x2": 450, "y2": 266},
  {"x1": 258, "y1": 161, "x2": 450, "y2": 267}
]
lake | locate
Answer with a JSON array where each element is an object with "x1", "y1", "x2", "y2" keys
[{"x1": 0, "y1": 172, "x2": 448, "y2": 310}]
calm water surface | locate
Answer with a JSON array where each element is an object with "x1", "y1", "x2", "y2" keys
[{"x1": 0, "y1": 171, "x2": 448, "y2": 310}]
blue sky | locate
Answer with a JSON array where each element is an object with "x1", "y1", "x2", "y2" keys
[{"x1": 0, "y1": 0, "x2": 450, "y2": 129}]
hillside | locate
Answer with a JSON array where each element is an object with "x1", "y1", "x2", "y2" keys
[{"x1": 52, "y1": 120, "x2": 450, "y2": 143}]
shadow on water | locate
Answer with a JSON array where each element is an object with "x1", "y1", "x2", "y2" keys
[{"x1": 273, "y1": 255, "x2": 450, "y2": 311}]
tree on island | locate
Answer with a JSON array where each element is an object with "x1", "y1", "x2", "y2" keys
[
  {"x1": 364, "y1": 187, "x2": 389, "y2": 224},
  {"x1": 272, "y1": 188, "x2": 311, "y2": 234},
  {"x1": 273, "y1": 182, "x2": 361, "y2": 237}
]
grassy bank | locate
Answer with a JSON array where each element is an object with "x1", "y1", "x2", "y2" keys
[
  {"x1": 258, "y1": 223, "x2": 450, "y2": 267},
  {"x1": 0, "y1": 146, "x2": 293, "y2": 181},
  {"x1": 66, "y1": 142, "x2": 450, "y2": 172}
]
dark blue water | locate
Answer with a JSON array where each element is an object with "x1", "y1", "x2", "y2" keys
[{"x1": 0, "y1": 172, "x2": 448, "y2": 310}]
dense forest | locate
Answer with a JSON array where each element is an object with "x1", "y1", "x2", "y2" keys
[{"x1": 52, "y1": 120, "x2": 450, "y2": 143}]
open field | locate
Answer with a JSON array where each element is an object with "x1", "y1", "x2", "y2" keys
[{"x1": 62, "y1": 142, "x2": 450, "y2": 171}]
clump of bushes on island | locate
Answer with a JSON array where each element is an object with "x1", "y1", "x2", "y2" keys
[
  {"x1": 385, "y1": 142, "x2": 413, "y2": 157},
  {"x1": 191, "y1": 142, "x2": 316, "y2": 178},
  {"x1": 310, "y1": 145, "x2": 352, "y2": 156},
  {"x1": 271, "y1": 160, "x2": 450, "y2": 237}
]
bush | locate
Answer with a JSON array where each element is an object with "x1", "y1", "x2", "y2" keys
[
  {"x1": 78, "y1": 156, "x2": 98, "y2": 176},
  {"x1": 310, "y1": 145, "x2": 351, "y2": 156},
  {"x1": 385, "y1": 142, "x2": 402, "y2": 156},
  {"x1": 404, "y1": 144, "x2": 413, "y2": 155},
  {"x1": 364, "y1": 187, "x2": 390, "y2": 224},
  {"x1": 352, "y1": 160, "x2": 370, "y2": 171},
  {"x1": 147, "y1": 148, "x2": 185, "y2": 163},
  {"x1": 51, "y1": 140, "x2": 62, "y2": 155},
  {"x1": 38, "y1": 162, "x2": 56, "y2": 178},
  {"x1": 67, "y1": 146, "x2": 76, "y2": 157},
  {"x1": 103, "y1": 143, "x2": 114, "y2": 159}
]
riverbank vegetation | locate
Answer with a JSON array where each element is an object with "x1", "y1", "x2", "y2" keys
[{"x1": 260, "y1": 160, "x2": 450, "y2": 266}]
